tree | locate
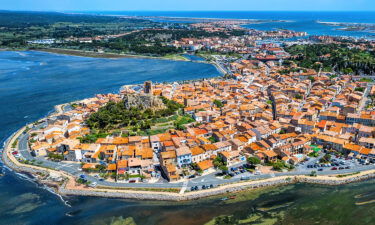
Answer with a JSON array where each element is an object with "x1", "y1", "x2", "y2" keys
[
  {"x1": 285, "y1": 43, "x2": 375, "y2": 75},
  {"x1": 95, "y1": 164, "x2": 106, "y2": 172},
  {"x1": 47, "y1": 152, "x2": 63, "y2": 161},
  {"x1": 247, "y1": 157, "x2": 261, "y2": 166},
  {"x1": 208, "y1": 136, "x2": 218, "y2": 143},
  {"x1": 269, "y1": 160, "x2": 289, "y2": 171},
  {"x1": 213, "y1": 99, "x2": 224, "y2": 108},
  {"x1": 219, "y1": 165, "x2": 228, "y2": 173},
  {"x1": 272, "y1": 162, "x2": 283, "y2": 171},
  {"x1": 295, "y1": 94, "x2": 303, "y2": 99},
  {"x1": 213, "y1": 155, "x2": 226, "y2": 168},
  {"x1": 355, "y1": 87, "x2": 365, "y2": 92},
  {"x1": 319, "y1": 154, "x2": 331, "y2": 163}
]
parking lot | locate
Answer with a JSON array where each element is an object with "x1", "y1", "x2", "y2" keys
[{"x1": 296, "y1": 152, "x2": 375, "y2": 174}]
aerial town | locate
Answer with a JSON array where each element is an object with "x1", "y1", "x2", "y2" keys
[{"x1": 11, "y1": 19, "x2": 375, "y2": 188}]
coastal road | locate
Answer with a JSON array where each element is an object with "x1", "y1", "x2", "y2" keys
[{"x1": 15, "y1": 128, "x2": 375, "y2": 190}]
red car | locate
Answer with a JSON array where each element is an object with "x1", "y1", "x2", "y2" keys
[
  {"x1": 12, "y1": 151, "x2": 18, "y2": 155},
  {"x1": 331, "y1": 167, "x2": 337, "y2": 170}
]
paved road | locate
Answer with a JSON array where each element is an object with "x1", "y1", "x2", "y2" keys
[
  {"x1": 357, "y1": 84, "x2": 372, "y2": 112},
  {"x1": 14, "y1": 127, "x2": 375, "y2": 190}
]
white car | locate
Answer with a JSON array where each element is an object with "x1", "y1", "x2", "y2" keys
[{"x1": 89, "y1": 182, "x2": 97, "y2": 188}]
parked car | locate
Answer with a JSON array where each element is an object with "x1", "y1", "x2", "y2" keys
[
  {"x1": 331, "y1": 167, "x2": 338, "y2": 170},
  {"x1": 241, "y1": 176, "x2": 251, "y2": 180}
]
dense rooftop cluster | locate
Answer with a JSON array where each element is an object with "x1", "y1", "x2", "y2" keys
[
  {"x1": 23, "y1": 17, "x2": 375, "y2": 183},
  {"x1": 28, "y1": 52, "x2": 375, "y2": 182}
]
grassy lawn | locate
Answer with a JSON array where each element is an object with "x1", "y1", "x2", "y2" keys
[{"x1": 163, "y1": 54, "x2": 188, "y2": 61}]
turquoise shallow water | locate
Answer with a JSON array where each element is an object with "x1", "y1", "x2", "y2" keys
[{"x1": 0, "y1": 51, "x2": 374, "y2": 225}]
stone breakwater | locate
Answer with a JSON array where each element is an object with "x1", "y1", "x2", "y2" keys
[
  {"x1": 3, "y1": 126, "x2": 375, "y2": 201},
  {"x1": 298, "y1": 173, "x2": 375, "y2": 185},
  {"x1": 57, "y1": 172, "x2": 375, "y2": 201},
  {"x1": 57, "y1": 178, "x2": 296, "y2": 201},
  {"x1": 2, "y1": 111, "x2": 375, "y2": 202}
]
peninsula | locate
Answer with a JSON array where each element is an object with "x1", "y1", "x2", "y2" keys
[{"x1": 2, "y1": 10, "x2": 375, "y2": 201}]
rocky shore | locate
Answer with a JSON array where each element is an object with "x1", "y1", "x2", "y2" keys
[
  {"x1": 2, "y1": 103, "x2": 375, "y2": 202},
  {"x1": 55, "y1": 172, "x2": 375, "y2": 201}
]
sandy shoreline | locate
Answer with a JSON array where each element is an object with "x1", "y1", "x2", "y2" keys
[
  {"x1": 34, "y1": 48, "x2": 162, "y2": 59},
  {"x1": 1, "y1": 48, "x2": 226, "y2": 77},
  {"x1": 33, "y1": 48, "x2": 202, "y2": 63},
  {"x1": 34, "y1": 48, "x2": 227, "y2": 75},
  {"x1": 2, "y1": 111, "x2": 375, "y2": 201}
]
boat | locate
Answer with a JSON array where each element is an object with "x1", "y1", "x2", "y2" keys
[{"x1": 65, "y1": 209, "x2": 82, "y2": 217}]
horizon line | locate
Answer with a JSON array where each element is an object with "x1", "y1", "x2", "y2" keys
[{"x1": 1, "y1": 9, "x2": 375, "y2": 13}]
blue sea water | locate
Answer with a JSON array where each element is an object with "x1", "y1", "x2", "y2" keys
[
  {"x1": 0, "y1": 51, "x2": 220, "y2": 145},
  {"x1": 84, "y1": 11, "x2": 375, "y2": 38},
  {"x1": 1, "y1": 11, "x2": 375, "y2": 223},
  {"x1": 0, "y1": 51, "x2": 220, "y2": 224}
]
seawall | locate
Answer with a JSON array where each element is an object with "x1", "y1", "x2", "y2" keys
[{"x1": 2, "y1": 100, "x2": 375, "y2": 202}]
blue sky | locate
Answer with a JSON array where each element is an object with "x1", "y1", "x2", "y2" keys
[{"x1": 1, "y1": 0, "x2": 374, "y2": 11}]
